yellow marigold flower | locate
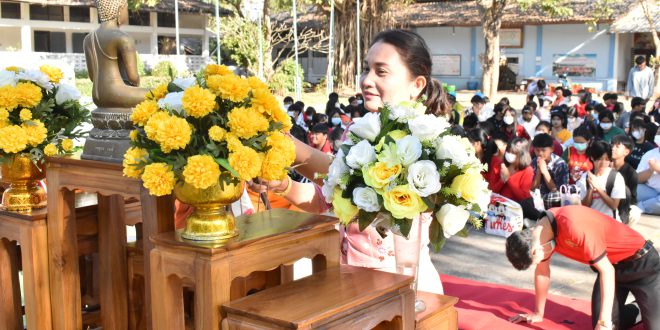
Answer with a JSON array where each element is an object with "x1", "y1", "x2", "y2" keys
[
  {"x1": 261, "y1": 150, "x2": 290, "y2": 181},
  {"x1": 130, "y1": 129, "x2": 138, "y2": 142},
  {"x1": 22, "y1": 121, "x2": 47, "y2": 147},
  {"x1": 14, "y1": 82, "x2": 42, "y2": 108},
  {"x1": 0, "y1": 86, "x2": 18, "y2": 110},
  {"x1": 39, "y1": 65, "x2": 64, "y2": 84},
  {"x1": 61, "y1": 138, "x2": 74, "y2": 152},
  {"x1": 271, "y1": 108, "x2": 292, "y2": 132},
  {"x1": 247, "y1": 76, "x2": 268, "y2": 91},
  {"x1": 0, "y1": 120, "x2": 8, "y2": 129},
  {"x1": 0, "y1": 108, "x2": 8, "y2": 121},
  {"x1": 145, "y1": 113, "x2": 191, "y2": 153},
  {"x1": 19, "y1": 108, "x2": 32, "y2": 121},
  {"x1": 141, "y1": 163, "x2": 175, "y2": 196},
  {"x1": 229, "y1": 146, "x2": 263, "y2": 181},
  {"x1": 144, "y1": 111, "x2": 169, "y2": 141},
  {"x1": 131, "y1": 100, "x2": 159, "y2": 127},
  {"x1": 0, "y1": 125, "x2": 27, "y2": 153},
  {"x1": 182, "y1": 86, "x2": 216, "y2": 118},
  {"x1": 206, "y1": 74, "x2": 250, "y2": 102},
  {"x1": 182, "y1": 155, "x2": 220, "y2": 189},
  {"x1": 43, "y1": 143, "x2": 57, "y2": 156},
  {"x1": 145, "y1": 83, "x2": 168, "y2": 101},
  {"x1": 204, "y1": 64, "x2": 233, "y2": 77},
  {"x1": 227, "y1": 107, "x2": 269, "y2": 139},
  {"x1": 5, "y1": 66, "x2": 20, "y2": 73},
  {"x1": 225, "y1": 133, "x2": 242, "y2": 152},
  {"x1": 250, "y1": 89, "x2": 279, "y2": 116},
  {"x1": 122, "y1": 147, "x2": 149, "y2": 178},
  {"x1": 208, "y1": 125, "x2": 226, "y2": 142}
]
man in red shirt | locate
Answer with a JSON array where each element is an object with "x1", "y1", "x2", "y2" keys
[{"x1": 506, "y1": 205, "x2": 659, "y2": 329}]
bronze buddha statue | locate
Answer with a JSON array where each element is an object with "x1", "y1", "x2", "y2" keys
[{"x1": 81, "y1": 0, "x2": 150, "y2": 162}]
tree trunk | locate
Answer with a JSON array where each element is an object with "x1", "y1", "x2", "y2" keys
[
  {"x1": 477, "y1": 0, "x2": 506, "y2": 99},
  {"x1": 262, "y1": 0, "x2": 275, "y2": 81}
]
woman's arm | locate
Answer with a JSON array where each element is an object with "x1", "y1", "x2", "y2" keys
[{"x1": 291, "y1": 136, "x2": 333, "y2": 185}]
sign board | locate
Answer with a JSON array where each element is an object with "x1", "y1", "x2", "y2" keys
[
  {"x1": 552, "y1": 54, "x2": 597, "y2": 77},
  {"x1": 432, "y1": 54, "x2": 461, "y2": 76}
]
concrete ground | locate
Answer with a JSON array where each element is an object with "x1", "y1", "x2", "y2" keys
[{"x1": 432, "y1": 214, "x2": 660, "y2": 300}]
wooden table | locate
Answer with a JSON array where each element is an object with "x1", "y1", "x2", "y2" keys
[
  {"x1": 415, "y1": 291, "x2": 458, "y2": 330},
  {"x1": 46, "y1": 156, "x2": 174, "y2": 330},
  {"x1": 150, "y1": 209, "x2": 340, "y2": 330}
]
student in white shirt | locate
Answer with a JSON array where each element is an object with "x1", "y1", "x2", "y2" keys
[
  {"x1": 636, "y1": 131, "x2": 660, "y2": 215},
  {"x1": 578, "y1": 141, "x2": 627, "y2": 220}
]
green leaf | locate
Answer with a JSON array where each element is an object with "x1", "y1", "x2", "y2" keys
[
  {"x1": 394, "y1": 217, "x2": 412, "y2": 238},
  {"x1": 167, "y1": 82, "x2": 183, "y2": 93},
  {"x1": 358, "y1": 209, "x2": 378, "y2": 232},
  {"x1": 216, "y1": 157, "x2": 240, "y2": 178},
  {"x1": 429, "y1": 220, "x2": 446, "y2": 253},
  {"x1": 456, "y1": 227, "x2": 470, "y2": 238}
]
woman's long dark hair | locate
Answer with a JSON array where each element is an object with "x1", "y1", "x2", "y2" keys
[{"x1": 369, "y1": 29, "x2": 450, "y2": 117}]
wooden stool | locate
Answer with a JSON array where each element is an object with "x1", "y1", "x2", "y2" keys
[
  {"x1": 223, "y1": 265, "x2": 416, "y2": 330},
  {"x1": 415, "y1": 291, "x2": 458, "y2": 330},
  {"x1": 150, "y1": 209, "x2": 340, "y2": 330}
]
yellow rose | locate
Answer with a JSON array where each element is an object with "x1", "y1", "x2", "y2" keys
[
  {"x1": 122, "y1": 147, "x2": 149, "y2": 178},
  {"x1": 22, "y1": 121, "x2": 47, "y2": 146},
  {"x1": 375, "y1": 130, "x2": 407, "y2": 152},
  {"x1": 0, "y1": 86, "x2": 18, "y2": 110},
  {"x1": 131, "y1": 100, "x2": 159, "y2": 127},
  {"x1": 14, "y1": 82, "x2": 42, "y2": 108},
  {"x1": 182, "y1": 155, "x2": 220, "y2": 189},
  {"x1": 141, "y1": 163, "x2": 175, "y2": 196},
  {"x1": 208, "y1": 125, "x2": 226, "y2": 142},
  {"x1": 19, "y1": 108, "x2": 32, "y2": 121},
  {"x1": 227, "y1": 107, "x2": 269, "y2": 139},
  {"x1": 449, "y1": 168, "x2": 489, "y2": 204},
  {"x1": 331, "y1": 187, "x2": 358, "y2": 225},
  {"x1": 43, "y1": 143, "x2": 57, "y2": 156},
  {"x1": 228, "y1": 146, "x2": 263, "y2": 181},
  {"x1": 382, "y1": 185, "x2": 428, "y2": 220},
  {"x1": 181, "y1": 85, "x2": 216, "y2": 118},
  {"x1": 61, "y1": 138, "x2": 74, "y2": 152},
  {"x1": 39, "y1": 64, "x2": 64, "y2": 83},
  {"x1": 363, "y1": 162, "x2": 402, "y2": 190},
  {"x1": 145, "y1": 83, "x2": 168, "y2": 101},
  {"x1": 0, "y1": 125, "x2": 27, "y2": 153}
]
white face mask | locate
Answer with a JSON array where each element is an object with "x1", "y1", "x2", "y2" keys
[
  {"x1": 287, "y1": 111, "x2": 296, "y2": 118},
  {"x1": 357, "y1": 100, "x2": 363, "y2": 105},
  {"x1": 335, "y1": 102, "x2": 340, "y2": 108},
  {"x1": 331, "y1": 117, "x2": 342, "y2": 126},
  {"x1": 504, "y1": 152, "x2": 517, "y2": 163},
  {"x1": 600, "y1": 122, "x2": 613, "y2": 131},
  {"x1": 632, "y1": 130, "x2": 643, "y2": 140},
  {"x1": 655, "y1": 135, "x2": 660, "y2": 146},
  {"x1": 503, "y1": 116, "x2": 514, "y2": 125}
]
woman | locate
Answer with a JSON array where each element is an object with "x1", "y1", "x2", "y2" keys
[
  {"x1": 491, "y1": 138, "x2": 540, "y2": 220},
  {"x1": 264, "y1": 29, "x2": 449, "y2": 294},
  {"x1": 550, "y1": 111, "x2": 571, "y2": 144},
  {"x1": 485, "y1": 132, "x2": 508, "y2": 190},
  {"x1": 551, "y1": 87, "x2": 567, "y2": 107},
  {"x1": 626, "y1": 118, "x2": 656, "y2": 169},
  {"x1": 597, "y1": 110, "x2": 626, "y2": 143},
  {"x1": 501, "y1": 108, "x2": 530, "y2": 142},
  {"x1": 577, "y1": 141, "x2": 626, "y2": 220},
  {"x1": 466, "y1": 128, "x2": 489, "y2": 163},
  {"x1": 566, "y1": 106, "x2": 582, "y2": 134},
  {"x1": 562, "y1": 125, "x2": 593, "y2": 184}
]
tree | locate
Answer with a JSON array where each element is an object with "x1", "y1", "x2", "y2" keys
[{"x1": 639, "y1": 0, "x2": 660, "y2": 99}]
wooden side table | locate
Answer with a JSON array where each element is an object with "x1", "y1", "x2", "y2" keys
[
  {"x1": 415, "y1": 291, "x2": 458, "y2": 330},
  {"x1": 46, "y1": 156, "x2": 174, "y2": 330},
  {"x1": 150, "y1": 209, "x2": 340, "y2": 330}
]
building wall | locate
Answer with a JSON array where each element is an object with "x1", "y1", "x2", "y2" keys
[
  {"x1": 416, "y1": 26, "x2": 474, "y2": 89},
  {"x1": 0, "y1": 27, "x2": 21, "y2": 50},
  {"x1": 617, "y1": 33, "x2": 634, "y2": 90},
  {"x1": 132, "y1": 32, "x2": 152, "y2": 54},
  {"x1": 179, "y1": 13, "x2": 205, "y2": 29}
]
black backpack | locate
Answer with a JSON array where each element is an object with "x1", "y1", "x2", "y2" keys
[{"x1": 605, "y1": 169, "x2": 630, "y2": 224}]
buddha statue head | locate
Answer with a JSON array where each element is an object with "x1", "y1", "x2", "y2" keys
[{"x1": 96, "y1": 0, "x2": 128, "y2": 24}]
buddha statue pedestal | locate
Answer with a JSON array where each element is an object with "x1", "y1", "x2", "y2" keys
[{"x1": 81, "y1": 108, "x2": 133, "y2": 163}]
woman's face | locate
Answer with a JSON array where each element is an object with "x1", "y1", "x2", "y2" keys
[
  {"x1": 360, "y1": 41, "x2": 426, "y2": 112},
  {"x1": 555, "y1": 89, "x2": 563, "y2": 98},
  {"x1": 592, "y1": 153, "x2": 611, "y2": 172},
  {"x1": 551, "y1": 117, "x2": 562, "y2": 128}
]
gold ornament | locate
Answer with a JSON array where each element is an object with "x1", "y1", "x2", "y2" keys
[{"x1": 1, "y1": 154, "x2": 46, "y2": 213}]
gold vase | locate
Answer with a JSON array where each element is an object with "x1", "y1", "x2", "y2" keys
[
  {"x1": 1, "y1": 154, "x2": 47, "y2": 213},
  {"x1": 174, "y1": 180, "x2": 244, "y2": 243}
]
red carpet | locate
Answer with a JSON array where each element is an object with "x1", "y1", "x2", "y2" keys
[{"x1": 441, "y1": 275, "x2": 645, "y2": 330}]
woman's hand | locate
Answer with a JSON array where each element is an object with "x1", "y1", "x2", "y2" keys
[
  {"x1": 247, "y1": 177, "x2": 291, "y2": 195},
  {"x1": 500, "y1": 163, "x2": 510, "y2": 182}
]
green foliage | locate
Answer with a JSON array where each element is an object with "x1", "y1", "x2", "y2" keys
[
  {"x1": 74, "y1": 69, "x2": 89, "y2": 79},
  {"x1": 268, "y1": 58, "x2": 306, "y2": 94},
  {"x1": 219, "y1": 15, "x2": 260, "y2": 70},
  {"x1": 516, "y1": 0, "x2": 573, "y2": 17},
  {"x1": 136, "y1": 52, "x2": 146, "y2": 76},
  {"x1": 151, "y1": 61, "x2": 178, "y2": 78}
]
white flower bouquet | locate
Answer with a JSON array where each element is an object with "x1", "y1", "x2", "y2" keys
[{"x1": 322, "y1": 100, "x2": 491, "y2": 251}]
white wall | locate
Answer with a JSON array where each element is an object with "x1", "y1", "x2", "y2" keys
[
  {"x1": 132, "y1": 32, "x2": 151, "y2": 54},
  {"x1": 501, "y1": 25, "x2": 538, "y2": 79},
  {"x1": 416, "y1": 26, "x2": 474, "y2": 89},
  {"x1": 617, "y1": 32, "x2": 634, "y2": 89},
  {"x1": 0, "y1": 27, "x2": 21, "y2": 50}
]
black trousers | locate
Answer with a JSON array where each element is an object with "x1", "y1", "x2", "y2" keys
[
  {"x1": 591, "y1": 248, "x2": 660, "y2": 329},
  {"x1": 519, "y1": 197, "x2": 542, "y2": 220}
]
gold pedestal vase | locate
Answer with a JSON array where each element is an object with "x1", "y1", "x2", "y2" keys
[
  {"x1": 174, "y1": 180, "x2": 244, "y2": 243},
  {"x1": 1, "y1": 154, "x2": 47, "y2": 213}
]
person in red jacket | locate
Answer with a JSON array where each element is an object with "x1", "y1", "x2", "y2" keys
[
  {"x1": 492, "y1": 138, "x2": 540, "y2": 220},
  {"x1": 502, "y1": 108, "x2": 530, "y2": 142},
  {"x1": 485, "y1": 132, "x2": 508, "y2": 189}
]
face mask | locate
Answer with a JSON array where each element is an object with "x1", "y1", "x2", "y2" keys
[
  {"x1": 632, "y1": 130, "x2": 643, "y2": 140},
  {"x1": 357, "y1": 100, "x2": 363, "y2": 105},
  {"x1": 552, "y1": 119, "x2": 562, "y2": 126},
  {"x1": 504, "y1": 152, "x2": 517, "y2": 163},
  {"x1": 287, "y1": 111, "x2": 296, "y2": 118},
  {"x1": 503, "y1": 116, "x2": 514, "y2": 125},
  {"x1": 655, "y1": 135, "x2": 660, "y2": 146},
  {"x1": 568, "y1": 117, "x2": 577, "y2": 124},
  {"x1": 574, "y1": 142, "x2": 588, "y2": 152},
  {"x1": 335, "y1": 102, "x2": 340, "y2": 108},
  {"x1": 331, "y1": 117, "x2": 342, "y2": 126},
  {"x1": 600, "y1": 123, "x2": 612, "y2": 131}
]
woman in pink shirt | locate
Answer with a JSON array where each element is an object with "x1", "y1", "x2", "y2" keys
[{"x1": 260, "y1": 29, "x2": 449, "y2": 294}]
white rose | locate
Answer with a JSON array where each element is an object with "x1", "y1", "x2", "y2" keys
[
  {"x1": 407, "y1": 160, "x2": 441, "y2": 197},
  {"x1": 172, "y1": 77, "x2": 196, "y2": 90},
  {"x1": 326, "y1": 150, "x2": 349, "y2": 186},
  {"x1": 0, "y1": 70, "x2": 18, "y2": 87},
  {"x1": 55, "y1": 84, "x2": 81, "y2": 105},
  {"x1": 408, "y1": 114, "x2": 450, "y2": 142},
  {"x1": 436, "y1": 204, "x2": 470, "y2": 238},
  {"x1": 321, "y1": 182, "x2": 335, "y2": 203},
  {"x1": 476, "y1": 190, "x2": 491, "y2": 213},
  {"x1": 352, "y1": 187, "x2": 381, "y2": 212},
  {"x1": 388, "y1": 101, "x2": 425, "y2": 123},
  {"x1": 435, "y1": 135, "x2": 473, "y2": 168},
  {"x1": 345, "y1": 140, "x2": 376, "y2": 169},
  {"x1": 18, "y1": 69, "x2": 52, "y2": 91},
  {"x1": 158, "y1": 91, "x2": 184, "y2": 114},
  {"x1": 349, "y1": 111, "x2": 380, "y2": 142},
  {"x1": 396, "y1": 135, "x2": 422, "y2": 166}
]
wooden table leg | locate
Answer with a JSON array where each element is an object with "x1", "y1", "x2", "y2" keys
[
  {"x1": 150, "y1": 249, "x2": 185, "y2": 330},
  {"x1": 195, "y1": 258, "x2": 230, "y2": 330},
  {"x1": 47, "y1": 186, "x2": 81, "y2": 330},
  {"x1": 312, "y1": 230, "x2": 340, "y2": 273},
  {"x1": 0, "y1": 239, "x2": 21, "y2": 330},
  {"x1": 98, "y1": 195, "x2": 129, "y2": 330},
  {"x1": 20, "y1": 223, "x2": 52, "y2": 329},
  {"x1": 141, "y1": 189, "x2": 175, "y2": 330}
]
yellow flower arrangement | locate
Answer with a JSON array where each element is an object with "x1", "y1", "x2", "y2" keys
[
  {"x1": 125, "y1": 65, "x2": 295, "y2": 197},
  {"x1": 0, "y1": 125, "x2": 28, "y2": 153},
  {"x1": 14, "y1": 82, "x2": 42, "y2": 108},
  {"x1": 39, "y1": 65, "x2": 64, "y2": 84},
  {"x1": 43, "y1": 143, "x2": 57, "y2": 156},
  {"x1": 0, "y1": 108, "x2": 8, "y2": 121},
  {"x1": 182, "y1": 155, "x2": 221, "y2": 189},
  {"x1": 22, "y1": 121, "x2": 47, "y2": 146},
  {"x1": 0, "y1": 86, "x2": 18, "y2": 110}
]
